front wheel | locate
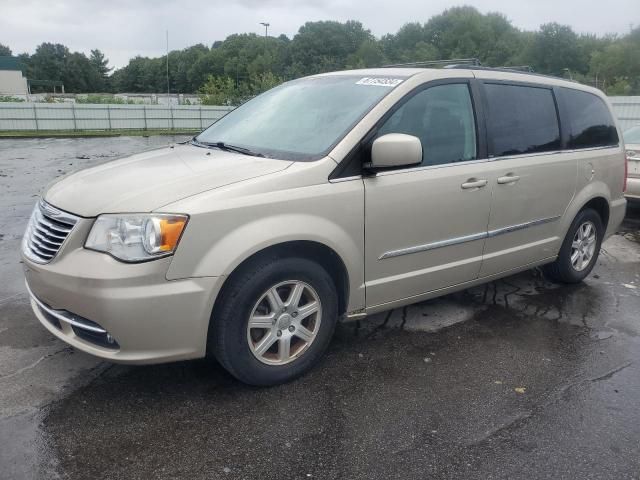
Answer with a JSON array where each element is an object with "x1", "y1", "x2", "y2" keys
[
  {"x1": 543, "y1": 208, "x2": 604, "y2": 283},
  {"x1": 209, "y1": 256, "x2": 338, "y2": 386}
]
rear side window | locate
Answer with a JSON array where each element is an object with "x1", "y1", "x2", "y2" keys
[
  {"x1": 484, "y1": 83, "x2": 561, "y2": 157},
  {"x1": 560, "y1": 88, "x2": 618, "y2": 149}
]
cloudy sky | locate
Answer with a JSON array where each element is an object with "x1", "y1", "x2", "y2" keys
[{"x1": 2, "y1": 0, "x2": 638, "y2": 68}]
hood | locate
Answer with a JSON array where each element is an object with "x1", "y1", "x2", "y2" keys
[{"x1": 44, "y1": 143, "x2": 293, "y2": 216}]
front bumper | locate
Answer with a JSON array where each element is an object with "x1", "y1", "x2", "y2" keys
[
  {"x1": 23, "y1": 218, "x2": 222, "y2": 364},
  {"x1": 625, "y1": 177, "x2": 640, "y2": 200}
]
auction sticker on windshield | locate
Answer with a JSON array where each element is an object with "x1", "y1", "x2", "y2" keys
[{"x1": 356, "y1": 77, "x2": 404, "y2": 87}]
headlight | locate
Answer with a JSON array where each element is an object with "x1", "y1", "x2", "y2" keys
[{"x1": 85, "y1": 214, "x2": 188, "y2": 262}]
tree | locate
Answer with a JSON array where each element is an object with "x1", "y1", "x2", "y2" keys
[
  {"x1": 346, "y1": 39, "x2": 387, "y2": 68},
  {"x1": 249, "y1": 71, "x2": 284, "y2": 95},
  {"x1": 88, "y1": 49, "x2": 112, "y2": 91},
  {"x1": 28, "y1": 43, "x2": 69, "y2": 82},
  {"x1": 89, "y1": 49, "x2": 111, "y2": 77},
  {"x1": 381, "y1": 23, "x2": 430, "y2": 63},
  {"x1": 289, "y1": 20, "x2": 375, "y2": 76},
  {"x1": 15, "y1": 9, "x2": 640, "y2": 97},
  {"x1": 0, "y1": 43, "x2": 11, "y2": 56},
  {"x1": 423, "y1": 7, "x2": 523, "y2": 66},
  {"x1": 26, "y1": 43, "x2": 111, "y2": 93},
  {"x1": 172, "y1": 44, "x2": 208, "y2": 93},
  {"x1": 188, "y1": 48, "x2": 225, "y2": 91},
  {"x1": 63, "y1": 52, "x2": 94, "y2": 92},
  {"x1": 525, "y1": 23, "x2": 584, "y2": 76},
  {"x1": 199, "y1": 75, "x2": 242, "y2": 105}
]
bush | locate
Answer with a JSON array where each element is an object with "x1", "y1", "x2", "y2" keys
[
  {"x1": 0, "y1": 96, "x2": 25, "y2": 102},
  {"x1": 76, "y1": 94, "x2": 140, "y2": 104},
  {"x1": 198, "y1": 72, "x2": 284, "y2": 106},
  {"x1": 605, "y1": 78, "x2": 633, "y2": 96}
]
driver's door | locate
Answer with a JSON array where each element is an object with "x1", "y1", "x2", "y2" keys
[{"x1": 364, "y1": 81, "x2": 493, "y2": 307}]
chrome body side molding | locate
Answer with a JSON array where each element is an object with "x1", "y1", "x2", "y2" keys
[
  {"x1": 379, "y1": 231, "x2": 487, "y2": 260},
  {"x1": 379, "y1": 215, "x2": 561, "y2": 260},
  {"x1": 487, "y1": 215, "x2": 561, "y2": 237}
]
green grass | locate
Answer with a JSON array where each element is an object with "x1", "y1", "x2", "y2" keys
[{"x1": 0, "y1": 129, "x2": 200, "y2": 138}]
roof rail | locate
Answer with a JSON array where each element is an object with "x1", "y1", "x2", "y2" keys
[
  {"x1": 445, "y1": 64, "x2": 572, "y2": 82},
  {"x1": 383, "y1": 58, "x2": 481, "y2": 68},
  {"x1": 497, "y1": 65, "x2": 534, "y2": 72},
  {"x1": 382, "y1": 60, "x2": 573, "y2": 83}
]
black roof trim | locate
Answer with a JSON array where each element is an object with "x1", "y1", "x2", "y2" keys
[
  {"x1": 445, "y1": 65, "x2": 574, "y2": 82},
  {"x1": 383, "y1": 58, "x2": 573, "y2": 83}
]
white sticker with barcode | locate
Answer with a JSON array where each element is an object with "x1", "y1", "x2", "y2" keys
[{"x1": 356, "y1": 77, "x2": 404, "y2": 87}]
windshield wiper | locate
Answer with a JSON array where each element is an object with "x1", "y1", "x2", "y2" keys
[
  {"x1": 189, "y1": 137, "x2": 209, "y2": 148},
  {"x1": 197, "y1": 140, "x2": 265, "y2": 158}
]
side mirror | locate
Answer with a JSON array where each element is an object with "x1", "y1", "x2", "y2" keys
[{"x1": 370, "y1": 133, "x2": 422, "y2": 169}]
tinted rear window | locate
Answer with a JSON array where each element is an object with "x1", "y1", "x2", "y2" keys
[
  {"x1": 485, "y1": 83, "x2": 561, "y2": 157},
  {"x1": 560, "y1": 88, "x2": 618, "y2": 149}
]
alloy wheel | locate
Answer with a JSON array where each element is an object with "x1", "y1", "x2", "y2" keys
[
  {"x1": 570, "y1": 220, "x2": 597, "y2": 272},
  {"x1": 247, "y1": 280, "x2": 322, "y2": 365}
]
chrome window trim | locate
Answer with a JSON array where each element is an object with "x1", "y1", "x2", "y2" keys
[
  {"x1": 564, "y1": 144, "x2": 621, "y2": 153},
  {"x1": 488, "y1": 145, "x2": 621, "y2": 162},
  {"x1": 488, "y1": 150, "x2": 565, "y2": 161},
  {"x1": 379, "y1": 215, "x2": 561, "y2": 260},
  {"x1": 372, "y1": 157, "x2": 490, "y2": 178},
  {"x1": 25, "y1": 281, "x2": 107, "y2": 334},
  {"x1": 329, "y1": 175, "x2": 363, "y2": 183}
]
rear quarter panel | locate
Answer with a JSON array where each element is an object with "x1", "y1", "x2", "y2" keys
[{"x1": 561, "y1": 146, "x2": 626, "y2": 238}]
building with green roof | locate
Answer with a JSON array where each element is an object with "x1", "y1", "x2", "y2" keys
[{"x1": 0, "y1": 56, "x2": 29, "y2": 97}]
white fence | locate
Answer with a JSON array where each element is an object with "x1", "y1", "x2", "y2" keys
[
  {"x1": 610, "y1": 97, "x2": 640, "y2": 131},
  {"x1": 0, "y1": 103, "x2": 234, "y2": 132}
]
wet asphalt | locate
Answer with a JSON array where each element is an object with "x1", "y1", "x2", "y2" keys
[{"x1": 1, "y1": 137, "x2": 639, "y2": 480}]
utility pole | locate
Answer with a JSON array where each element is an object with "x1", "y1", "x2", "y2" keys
[
  {"x1": 260, "y1": 22, "x2": 270, "y2": 42},
  {"x1": 166, "y1": 30, "x2": 170, "y2": 104},
  {"x1": 260, "y1": 22, "x2": 270, "y2": 73}
]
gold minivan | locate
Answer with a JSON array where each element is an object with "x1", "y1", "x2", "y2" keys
[{"x1": 22, "y1": 67, "x2": 627, "y2": 385}]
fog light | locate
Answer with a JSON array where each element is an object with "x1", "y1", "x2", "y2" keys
[{"x1": 106, "y1": 333, "x2": 116, "y2": 344}]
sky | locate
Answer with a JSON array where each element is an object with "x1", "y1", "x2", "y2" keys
[{"x1": 1, "y1": 0, "x2": 638, "y2": 69}]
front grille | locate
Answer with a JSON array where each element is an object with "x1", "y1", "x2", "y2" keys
[{"x1": 22, "y1": 200, "x2": 79, "y2": 264}]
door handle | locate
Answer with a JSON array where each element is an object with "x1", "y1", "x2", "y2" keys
[
  {"x1": 461, "y1": 178, "x2": 488, "y2": 190},
  {"x1": 497, "y1": 174, "x2": 520, "y2": 185}
]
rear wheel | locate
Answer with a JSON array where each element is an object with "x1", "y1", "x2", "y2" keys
[
  {"x1": 209, "y1": 256, "x2": 338, "y2": 386},
  {"x1": 543, "y1": 208, "x2": 604, "y2": 283}
]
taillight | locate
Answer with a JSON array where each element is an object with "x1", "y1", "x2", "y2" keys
[{"x1": 624, "y1": 151, "x2": 629, "y2": 192}]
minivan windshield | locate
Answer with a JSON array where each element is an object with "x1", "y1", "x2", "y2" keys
[
  {"x1": 624, "y1": 126, "x2": 640, "y2": 144},
  {"x1": 195, "y1": 75, "x2": 404, "y2": 160}
]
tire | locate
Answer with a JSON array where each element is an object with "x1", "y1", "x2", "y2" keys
[
  {"x1": 543, "y1": 208, "x2": 604, "y2": 284},
  {"x1": 209, "y1": 255, "x2": 338, "y2": 386}
]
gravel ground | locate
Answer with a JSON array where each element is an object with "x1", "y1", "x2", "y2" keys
[{"x1": 1, "y1": 137, "x2": 639, "y2": 480}]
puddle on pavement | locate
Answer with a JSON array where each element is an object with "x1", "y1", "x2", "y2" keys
[
  {"x1": 342, "y1": 268, "x2": 607, "y2": 339},
  {"x1": 35, "y1": 262, "x2": 638, "y2": 480}
]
